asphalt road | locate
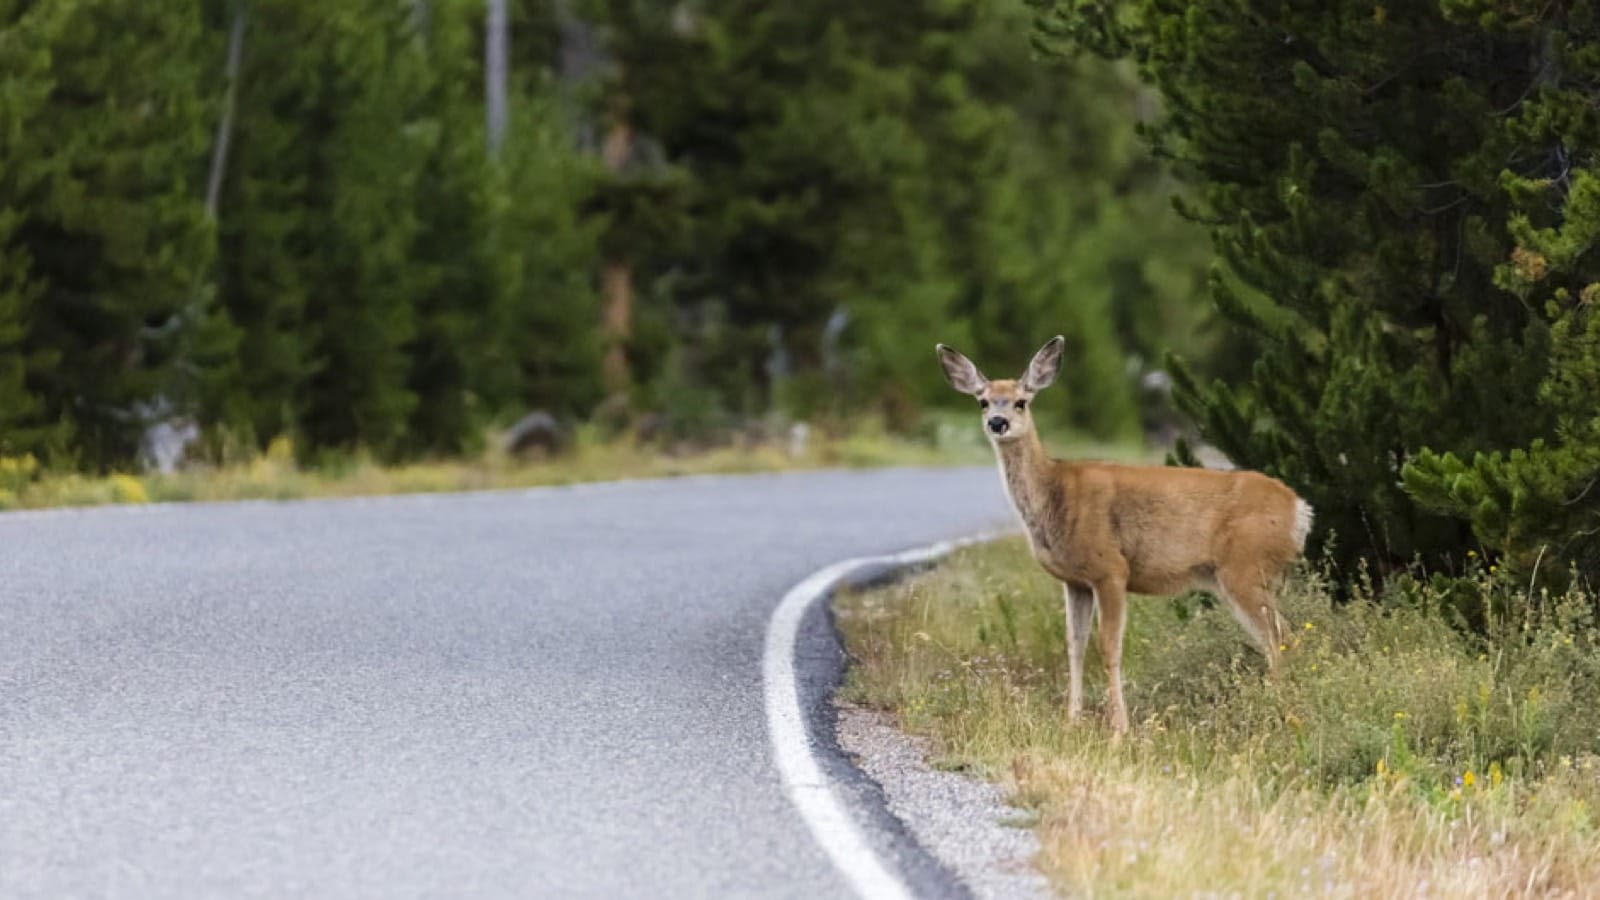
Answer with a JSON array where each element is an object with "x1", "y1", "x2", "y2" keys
[{"x1": 0, "y1": 468, "x2": 1012, "y2": 899}]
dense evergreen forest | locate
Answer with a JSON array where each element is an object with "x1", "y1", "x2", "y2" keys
[
  {"x1": 1032, "y1": 0, "x2": 1600, "y2": 589},
  {"x1": 8, "y1": 0, "x2": 1600, "y2": 588},
  {"x1": 0, "y1": 0, "x2": 1210, "y2": 472}
]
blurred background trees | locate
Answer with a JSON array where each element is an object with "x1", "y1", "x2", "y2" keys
[
  {"x1": 16, "y1": 0, "x2": 1596, "y2": 587},
  {"x1": 0, "y1": 0, "x2": 1210, "y2": 470}
]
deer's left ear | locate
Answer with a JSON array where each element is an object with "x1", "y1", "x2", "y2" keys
[{"x1": 1020, "y1": 335, "x2": 1065, "y2": 392}]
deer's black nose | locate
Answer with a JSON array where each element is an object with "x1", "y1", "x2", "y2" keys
[{"x1": 987, "y1": 416, "x2": 1009, "y2": 435}]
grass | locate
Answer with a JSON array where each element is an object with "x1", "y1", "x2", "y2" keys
[
  {"x1": 835, "y1": 537, "x2": 1600, "y2": 898},
  {"x1": 0, "y1": 416, "x2": 1056, "y2": 512},
  {"x1": 0, "y1": 410, "x2": 1154, "y2": 513}
]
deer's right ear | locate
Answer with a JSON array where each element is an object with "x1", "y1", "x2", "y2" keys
[{"x1": 936, "y1": 344, "x2": 988, "y2": 396}]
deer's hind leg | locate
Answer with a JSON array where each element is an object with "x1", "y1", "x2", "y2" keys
[
  {"x1": 1215, "y1": 558, "x2": 1291, "y2": 676},
  {"x1": 1213, "y1": 513, "x2": 1302, "y2": 674}
]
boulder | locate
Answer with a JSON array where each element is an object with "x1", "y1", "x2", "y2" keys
[{"x1": 504, "y1": 411, "x2": 570, "y2": 458}]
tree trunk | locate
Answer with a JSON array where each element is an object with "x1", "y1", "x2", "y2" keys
[
  {"x1": 485, "y1": 0, "x2": 508, "y2": 156},
  {"x1": 600, "y1": 82, "x2": 633, "y2": 394},
  {"x1": 600, "y1": 260, "x2": 632, "y2": 393},
  {"x1": 205, "y1": 2, "x2": 246, "y2": 220}
]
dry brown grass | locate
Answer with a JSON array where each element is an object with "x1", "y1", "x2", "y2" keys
[{"x1": 835, "y1": 538, "x2": 1600, "y2": 898}]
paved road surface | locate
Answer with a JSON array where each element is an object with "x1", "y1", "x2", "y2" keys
[{"x1": 1, "y1": 468, "x2": 1012, "y2": 899}]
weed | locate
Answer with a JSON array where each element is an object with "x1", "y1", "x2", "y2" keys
[{"x1": 835, "y1": 538, "x2": 1600, "y2": 897}]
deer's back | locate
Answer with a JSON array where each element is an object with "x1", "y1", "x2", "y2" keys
[{"x1": 1042, "y1": 461, "x2": 1303, "y2": 593}]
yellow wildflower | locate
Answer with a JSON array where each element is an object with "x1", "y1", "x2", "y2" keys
[
  {"x1": 1464, "y1": 770, "x2": 1476, "y2": 788},
  {"x1": 110, "y1": 474, "x2": 147, "y2": 504},
  {"x1": 1304, "y1": 621, "x2": 1315, "y2": 631}
]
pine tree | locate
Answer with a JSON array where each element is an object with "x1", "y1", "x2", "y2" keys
[
  {"x1": 1403, "y1": 5, "x2": 1600, "y2": 577},
  {"x1": 216, "y1": 0, "x2": 429, "y2": 459},
  {"x1": 493, "y1": 93, "x2": 606, "y2": 419},
  {"x1": 294, "y1": 2, "x2": 427, "y2": 457},
  {"x1": 207, "y1": 0, "x2": 318, "y2": 446},
  {"x1": 597, "y1": 0, "x2": 1210, "y2": 437},
  {"x1": 0, "y1": 1, "x2": 59, "y2": 458},
  {"x1": 400, "y1": 0, "x2": 602, "y2": 454},
  {"x1": 402, "y1": 0, "x2": 501, "y2": 455},
  {"x1": 4, "y1": 0, "x2": 217, "y2": 469},
  {"x1": 1033, "y1": 0, "x2": 1595, "y2": 578},
  {"x1": 922, "y1": 7, "x2": 1209, "y2": 439}
]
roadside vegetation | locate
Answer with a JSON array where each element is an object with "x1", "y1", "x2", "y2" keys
[
  {"x1": 837, "y1": 538, "x2": 1600, "y2": 897},
  {"x1": 0, "y1": 418, "x2": 1015, "y2": 511}
]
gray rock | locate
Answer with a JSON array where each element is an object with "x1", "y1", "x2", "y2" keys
[
  {"x1": 633, "y1": 411, "x2": 667, "y2": 445},
  {"x1": 503, "y1": 410, "x2": 569, "y2": 457},
  {"x1": 787, "y1": 421, "x2": 810, "y2": 459}
]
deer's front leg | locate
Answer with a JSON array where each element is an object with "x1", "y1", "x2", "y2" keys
[
  {"x1": 1094, "y1": 578, "x2": 1130, "y2": 734},
  {"x1": 1063, "y1": 583, "x2": 1094, "y2": 721}
]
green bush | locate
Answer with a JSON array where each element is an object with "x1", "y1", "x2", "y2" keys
[{"x1": 1031, "y1": 0, "x2": 1600, "y2": 584}]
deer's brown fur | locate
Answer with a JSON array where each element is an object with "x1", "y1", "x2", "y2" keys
[{"x1": 937, "y1": 336, "x2": 1312, "y2": 734}]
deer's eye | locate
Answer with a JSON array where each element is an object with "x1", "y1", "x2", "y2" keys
[
  {"x1": 979, "y1": 399, "x2": 989, "y2": 409},
  {"x1": 1015, "y1": 399, "x2": 1027, "y2": 412}
]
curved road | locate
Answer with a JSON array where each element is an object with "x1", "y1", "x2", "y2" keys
[{"x1": 1, "y1": 468, "x2": 1012, "y2": 899}]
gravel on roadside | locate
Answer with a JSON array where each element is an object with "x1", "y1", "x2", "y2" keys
[{"x1": 834, "y1": 703, "x2": 1053, "y2": 900}]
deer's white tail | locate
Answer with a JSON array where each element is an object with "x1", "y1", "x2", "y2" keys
[{"x1": 1291, "y1": 498, "x2": 1315, "y2": 553}]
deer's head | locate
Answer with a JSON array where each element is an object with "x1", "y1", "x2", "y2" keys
[{"x1": 935, "y1": 336, "x2": 1063, "y2": 444}]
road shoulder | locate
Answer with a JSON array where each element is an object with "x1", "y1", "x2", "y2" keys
[
  {"x1": 769, "y1": 537, "x2": 1045, "y2": 900},
  {"x1": 835, "y1": 704, "x2": 1050, "y2": 900}
]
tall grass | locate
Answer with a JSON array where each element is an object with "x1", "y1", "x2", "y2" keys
[{"x1": 836, "y1": 538, "x2": 1600, "y2": 897}]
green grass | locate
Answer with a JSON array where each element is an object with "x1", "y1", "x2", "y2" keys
[
  {"x1": 0, "y1": 412, "x2": 1156, "y2": 512},
  {"x1": 835, "y1": 538, "x2": 1600, "y2": 898},
  {"x1": 0, "y1": 417, "x2": 1024, "y2": 512}
]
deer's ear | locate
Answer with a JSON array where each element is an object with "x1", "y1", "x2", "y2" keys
[
  {"x1": 1021, "y1": 335, "x2": 1065, "y2": 392},
  {"x1": 936, "y1": 344, "x2": 988, "y2": 396}
]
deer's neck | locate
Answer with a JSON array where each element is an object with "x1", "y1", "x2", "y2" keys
[{"x1": 993, "y1": 430, "x2": 1056, "y2": 530}]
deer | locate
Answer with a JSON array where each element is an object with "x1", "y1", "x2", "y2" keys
[{"x1": 936, "y1": 336, "x2": 1313, "y2": 734}]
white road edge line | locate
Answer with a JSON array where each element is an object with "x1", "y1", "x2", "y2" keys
[{"x1": 763, "y1": 532, "x2": 1003, "y2": 900}]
